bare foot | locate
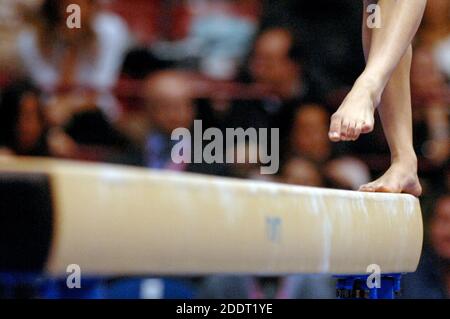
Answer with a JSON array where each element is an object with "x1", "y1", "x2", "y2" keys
[
  {"x1": 359, "y1": 161, "x2": 422, "y2": 197},
  {"x1": 329, "y1": 78, "x2": 381, "y2": 142}
]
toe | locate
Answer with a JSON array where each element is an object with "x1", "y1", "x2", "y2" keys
[
  {"x1": 347, "y1": 120, "x2": 357, "y2": 140},
  {"x1": 340, "y1": 119, "x2": 351, "y2": 140},
  {"x1": 329, "y1": 114, "x2": 342, "y2": 142},
  {"x1": 353, "y1": 122, "x2": 363, "y2": 141},
  {"x1": 361, "y1": 119, "x2": 374, "y2": 134}
]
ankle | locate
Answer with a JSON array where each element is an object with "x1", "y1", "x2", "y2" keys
[
  {"x1": 355, "y1": 73, "x2": 384, "y2": 105},
  {"x1": 391, "y1": 153, "x2": 418, "y2": 170}
]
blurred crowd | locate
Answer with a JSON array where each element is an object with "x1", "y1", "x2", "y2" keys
[{"x1": 0, "y1": 0, "x2": 449, "y2": 299}]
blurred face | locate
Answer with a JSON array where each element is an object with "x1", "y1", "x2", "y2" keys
[
  {"x1": 431, "y1": 197, "x2": 450, "y2": 260},
  {"x1": 16, "y1": 93, "x2": 43, "y2": 151},
  {"x1": 291, "y1": 105, "x2": 331, "y2": 162},
  {"x1": 145, "y1": 74, "x2": 195, "y2": 134},
  {"x1": 250, "y1": 29, "x2": 298, "y2": 87}
]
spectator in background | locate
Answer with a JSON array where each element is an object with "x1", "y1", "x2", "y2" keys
[
  {"x1": 141, "y1": 71, "x2": 195, "y2": 171},
  {"x1": 249, "y1": 28, "x2": 309, "y2": 104},
  {"x1": 288, "y1": 104, "x2": 371, "y2": 190},
  {"x1": 243, "y1": 27, "x2": 320, "y2": 157},
  {"x1": 0, "y1": 81, "x2": 48, "y2": 156},
  {"x1": 0, "y1": 80, "x2": 77, "y2": 157},
  {"x1": 113, "y1": 70, "x2": 227, "y2": 176},
  {"x1": 17, "y1": 0, "x2": 130, "y2": 121}
]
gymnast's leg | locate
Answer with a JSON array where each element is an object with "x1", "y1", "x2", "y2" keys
[
  {"x1": 330, "y1": 0, "x2": 426, "y2": 195},
  {"x1": 329, "y1": 0, "x2": 427, "y2": 142},
  {"x1": 359, "y1": 0, "x2": 423, "y2": 195}
]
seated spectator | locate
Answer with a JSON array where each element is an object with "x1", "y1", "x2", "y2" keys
[
  {"x1": 142, "y1": 71, "x2": 195, "y2": 171},
  {"x1": 249, "y1": 27, "x2": 323, "y2": 138},
  {"x1": 112, "y1": 70, "x2": 227, "y2": 176},
  {"x1": 250, "y1": 29, "x2": 297, "y2": 94},
  {"x1": 289, "y1": 104, "x2": 371, "y2": 190},
  {"x1": 0, "y1": 80, "x2": 76, "y2": 157},
  {"x1": 17, "y1": 0, "x2": 130, "y2": 121}
]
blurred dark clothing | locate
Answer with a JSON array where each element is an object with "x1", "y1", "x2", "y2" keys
[
  {"x1": 12, "y1": 135, "x2": 49, "y2": 157},
  {"x1": 197, "y1": 98, "x2": 270, "y2": 133},
  {"x1": 65, "y1": 110, "x2": 130, "y2": 149},
  {"x1": 0, "y1": 134, "x2": 49, "y2": 157},
  {"x1": 121, "y1": 48, "x2": 175, "y2": 80},
  {"x1": 401, "y1": 247, "x2": 449, "y2": 299}
]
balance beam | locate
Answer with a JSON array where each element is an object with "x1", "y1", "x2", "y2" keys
[{"x1": 0, "y1": 157, "x2": 423, "y2": 276}]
